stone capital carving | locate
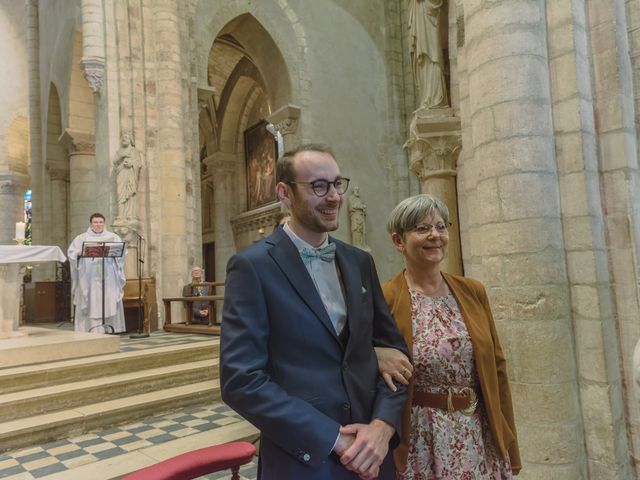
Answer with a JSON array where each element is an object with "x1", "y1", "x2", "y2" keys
[
  {"x1": 230, "y1": 202, "x2": 283, "y2": 235},
  {"x1": 0, "y1": 179, "x2": 15, "y2": 195},
  {"x1": 267, "y1": 104, "x2": 301, "y2": 136},
  {"x1": 80, "y1": 56, "x2": 105, "y2": 94},
  {"x1": 207, "y1": 153, "x2": 236, "y2": 177},
  {"x1": 46, "y1": 162, "x2": 69, "y2": 181},
  {"x1": 405, "y1": 112, "x2": 461, "y2": 181},
  {"x1": 408, "y1": 135, "x2": 461, "y2": 181},
  {"x1": 197, "y1": 85, "x2": 216, "y2": 110},
  {"x1": 0, "y1": 173, "x2": 30, "y2": 195},
  {"x1": 59, "y1": 128, "x2": 96, "y2": 155}
]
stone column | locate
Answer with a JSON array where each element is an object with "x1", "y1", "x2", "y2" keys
[
  {"x1": 0, "y1": 175, "x2": 29, "y2": 244},
  {"x1": 153, "y1": 0, "x2": 189, "y2": 324},
  {"x1": 405, "y1": 113, "x2": 462, "y2": 274},
  {"x1": 27, "y1": 0, "x2": 43, "y2": 244},
  {"x1": 59, "y1": 129, "x2": 96, "y2": 238},
  {"x1": 207, "y1": 153, "x2": 236, "y2": 284},
  {"x1": 80, "y1": 0, "x2": 105, "y2": 94},
  {"x1": 45, "y1": 163, "x2": 69, "y2": 251},
  {"x1": 461, "y1": 1, "x2": 585, "y2": 478},
  {"x1": 267, "y1": 104, "x2": 301, "y2": 151}
]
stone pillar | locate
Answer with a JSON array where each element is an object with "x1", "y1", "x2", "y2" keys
[
  {"x1": 0, "y1": 175, "x2": 29, "y2": 244},
  {"x1": 267, "y1": 104, "x2": 301, "y2": 150},
  {"x1": 80, "y1": 0, "x2": 105, "y2": 94},
  {"x1": 45, "y1": 163, "x2": 69, "y2": 251},
  {"x1": 27, "y1": 0, "x2": 43, "y2": 244},
  {"x1": 405, "y1": 112, "x2": 462, "y2": 274},
  {"x1": 153, "y1": 0, "x2": 189, "y2": 323},
  {"x1": 461, "y1": 0, "x2": 584, "y2": 477},
  {"x1": 59, "y1": 129, "x2": 96, "y2": 238},
  {"x1": 207, "y1": 153, "x2": 236, "y2": 284}
]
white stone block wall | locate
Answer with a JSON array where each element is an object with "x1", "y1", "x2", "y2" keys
[{"x1": 459, "y1": 0, "x2": 586, "y2": 477}]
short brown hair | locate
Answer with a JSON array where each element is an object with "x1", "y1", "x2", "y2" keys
[
  {"x1": 89, "y1": 212, "x2": 105, "y2": 222},
  {"x1": 276, "y1": 143, "x2": 336, "y2": 184}
]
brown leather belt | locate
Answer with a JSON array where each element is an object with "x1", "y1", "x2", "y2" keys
[{"x1": 413, "y1": 387, "x2": 478, "y2": 415}]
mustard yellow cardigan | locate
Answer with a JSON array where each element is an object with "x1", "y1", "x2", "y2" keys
[{"x1": 382, "y1": 271, "x2": 521, "y2": 473}]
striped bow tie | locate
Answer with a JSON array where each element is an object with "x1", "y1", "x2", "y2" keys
[{"x1": 300, "y1": 243, "x2": 336, "y2": 263}]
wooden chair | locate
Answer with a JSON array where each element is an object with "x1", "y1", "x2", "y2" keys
[
  {"x1": 121, "y1": 441, "x2": 255, "y2": 480},
  {"x1": 122, "y1": 277, "x2": 157, "y2": 333}
]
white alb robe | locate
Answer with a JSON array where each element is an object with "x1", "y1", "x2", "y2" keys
[{"x1": 67, "y1": 228, "x2": 127, "y2": 333}]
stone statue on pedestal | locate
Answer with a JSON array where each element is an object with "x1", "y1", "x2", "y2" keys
[
  {"x1": 348, "y1": 186, "x2": 370, "y2": 251},
  {"x1": 408, "y1": 0, "x2": 449, "y2": 110},
  {"x1": 114, "y1": 131, "x2": 143, "y2": 221}
]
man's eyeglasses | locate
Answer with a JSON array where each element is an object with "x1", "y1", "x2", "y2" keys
[
  {"x1": 288, "y1": 177, "x2": 350, "y2": 197},
  {"x1": 410, "y1": 222, "x2": 451, "y2": 236}
]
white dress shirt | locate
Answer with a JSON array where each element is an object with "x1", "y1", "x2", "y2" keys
[{"x1": 283, "y1": 223, "x2": 347, "y2": 335}]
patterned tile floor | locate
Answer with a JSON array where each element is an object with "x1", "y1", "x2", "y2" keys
[
  {"x1": 1, "y1": 326, "x2": 257, "y2": 479},
  {"x1": 39, "y1": 322, "x2": 216, "y2": 353},
  {"x1": 0, "y1": 403, "x2": 258, "y2": 480}
]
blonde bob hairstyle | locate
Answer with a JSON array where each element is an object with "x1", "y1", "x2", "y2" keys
[{"x1": 386, "y1": 194, "x2": 450, "y2": 237}]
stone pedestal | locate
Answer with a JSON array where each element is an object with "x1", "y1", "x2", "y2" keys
[
  {"x1": 0, "y1": 264, "x2": 22, "y2": 337},
  {"x1": 112, "y1": 219, "x2": 143, "y2": 279},
  {"x1": 405, "y1": 109, "x2": 462, "y2": 275}
]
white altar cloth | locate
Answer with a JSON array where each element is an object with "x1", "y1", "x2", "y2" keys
[
  {"x1": 0, "y1": 245, "x2": 67, "y2": 264},
  {"x1": 0, "y1": 245, "x2": 67, "y2": 338}
]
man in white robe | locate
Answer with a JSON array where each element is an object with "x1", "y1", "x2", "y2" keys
[{"x1": 67, "y1": 213, "x2": 127, "y2": 333}]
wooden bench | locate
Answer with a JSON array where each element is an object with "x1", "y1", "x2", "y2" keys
[
  {"x1": 163, "y1": 281, "x2": 224, "y2": 335},
  {"x1": 121, "y1": 441, "x2": 255, "y2": 480}
]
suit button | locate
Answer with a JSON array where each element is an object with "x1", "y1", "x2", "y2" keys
[
  {"x1": 342, "y1": 402, "x2": 350, "y2": 410},
  {"x1": 303, "y1": 453, "x2": 311, "y2": 462},
  {"x1": 342, "y1": 363, "x2": 348, "y2": 370}
]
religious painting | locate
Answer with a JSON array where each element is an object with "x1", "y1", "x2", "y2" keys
[{"x1": 245, "y1": 120, "x2": 278, "y2": 210}]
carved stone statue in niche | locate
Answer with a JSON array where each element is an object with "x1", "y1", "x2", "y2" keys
[
  {"x1": 348, "y1": 186, "x2": 370, "y2": 251},
  {"x1": 408, "y1": 0, "x2": 449, "y2": 110},
  {"x1": 114, "y1": 131, "x2": 143, "y2": 220}
]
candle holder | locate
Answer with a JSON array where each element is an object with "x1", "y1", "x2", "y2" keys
[{"x1": 14, "y1": 238, "x2": 25, "y2": 246}]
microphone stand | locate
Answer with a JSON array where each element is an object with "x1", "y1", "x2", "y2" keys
[{"x1": 129, "y1": 230, "x2": 149, "y2": 338}]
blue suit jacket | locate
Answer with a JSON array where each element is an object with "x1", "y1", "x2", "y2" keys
[{"x1": 220, "y1": 228, "x2": 408, "y2": 480}]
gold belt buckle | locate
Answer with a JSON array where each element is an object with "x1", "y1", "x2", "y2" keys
[{"x1": 459, "y1": 387, "x2": 478, "y2": 416}]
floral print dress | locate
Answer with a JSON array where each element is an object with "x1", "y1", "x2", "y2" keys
[{"x1": 398, "y1": 290, "x2": 512, "y2": 480}]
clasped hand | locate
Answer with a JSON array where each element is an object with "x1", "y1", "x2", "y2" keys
[{"x1": 333, "y1": 419, "x2": 395, "y2": 480}]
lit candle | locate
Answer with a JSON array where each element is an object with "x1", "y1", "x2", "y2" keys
[{"x1": 15, "y1": 222, "x2": 25, "y2": 240}]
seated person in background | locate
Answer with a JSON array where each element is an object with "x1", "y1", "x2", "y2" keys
[{"x1": 182, "y1": 266, "x2": 210, "y2": 324}]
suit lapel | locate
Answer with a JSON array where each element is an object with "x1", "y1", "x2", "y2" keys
[
  {"x1": 268, "y1": 231, "x2": 340, "y2": 344},
  {"x1": 334, "y1": 241, "x2": 361, "y2": 350}
]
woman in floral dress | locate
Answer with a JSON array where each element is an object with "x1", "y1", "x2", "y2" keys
[{"x1": 376, "y1": 194, "x2": 521, "y2": 479}]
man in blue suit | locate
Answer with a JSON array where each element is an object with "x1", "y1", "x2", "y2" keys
[{"x1": 220, "y1": 144, "x2": 409, "y2": 479}]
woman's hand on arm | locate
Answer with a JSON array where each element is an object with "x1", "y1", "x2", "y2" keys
[{"x1": 374, "y1": 347, "x2": 413, "y2": 392}]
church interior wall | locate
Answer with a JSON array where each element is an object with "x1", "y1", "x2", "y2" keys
[
  {"x1": 6, "y1": 1, "x2": 640, "y2": 476},
  {"x1": 0, "y1": 0, "x2": 29, "y2": 245}
]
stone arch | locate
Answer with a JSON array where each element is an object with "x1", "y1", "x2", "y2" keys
[
  {"x1": 199, "y1": 10, "x2": 294, "y2": 282},
  {"x1": 196, "y1": 2, "x2": 305, "y2": 112}
]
